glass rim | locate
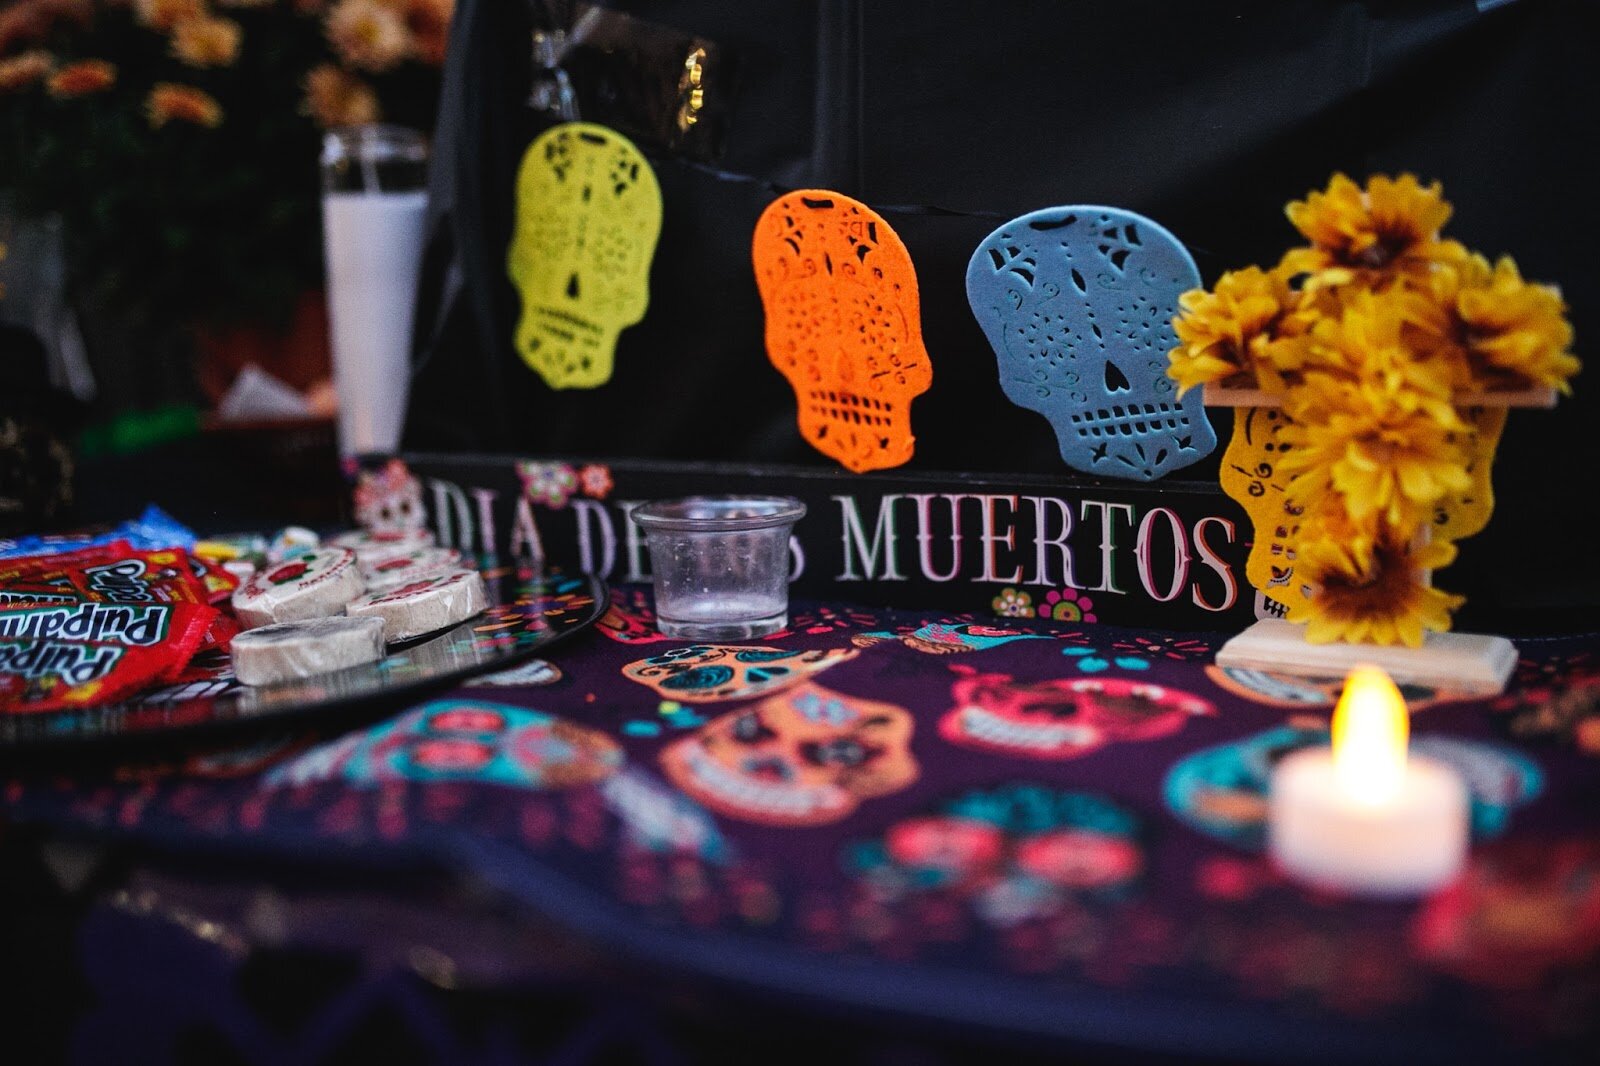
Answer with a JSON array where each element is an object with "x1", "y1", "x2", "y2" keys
[
  {"x1": 321, "y1": 123, "x2": 428, "y2": 164},
  {"x1": 631, "y1": 495, "x2": 806, "y2": 532}
]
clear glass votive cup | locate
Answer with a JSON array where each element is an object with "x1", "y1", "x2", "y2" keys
[{"x1": 631, "y1": 496, "x2": 806, "y2": 640}]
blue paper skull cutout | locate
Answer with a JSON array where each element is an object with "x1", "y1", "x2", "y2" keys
[{"x1": 966, "y1": 206, "x2": 1216, "y2": 480}]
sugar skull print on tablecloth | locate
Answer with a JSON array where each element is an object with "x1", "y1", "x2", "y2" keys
[
  {"x1": 659, "y1": 681, "x2": 918, "y2": 826},
  {"x1": 1411, "y1": 839, "x2": 1600, "y2": 988},
  {"x1": 622, "y1": 644, "x2": 859, "y2": 703},
  {"x1": 466, "y1": 658, "x2": 562, "y2": 688},
  {"x1": 1204, "y1": 664, "x2": 1471, "y2": 711},
  {"x1": 507, "y1": 122, "x2": 663, "y2": 390},
  {"x1": 752, "y1": 190, "x2": 931, "y2": 473},
  {"x1": 352, "y1": 459, "x2": 425, "y2": 533},
  {"x1": 941, "y1": 673, "x2": 1214, "y2": 760},
  {"x1": 265, "y1": 699, "x2": 621, "y2": 790},
  {"x1": 1165, "y1": 725, "x2": 1543, "y2": 849},
  {"x1": 851, "y1": 623, "x2": 1049, "y2": 655},
  {"x1": 1494, "y1": 668, "x2": 1600, "y2": 755},
  {"x1": 845, "y1": 784, "x2": 1144, "y2": 928},
  {"x1": 596, "y1": 587, "x2": 670, "y2": 644},
  {"x1": 966, "y1": 206, "x2": 1216, "y2": 480}
]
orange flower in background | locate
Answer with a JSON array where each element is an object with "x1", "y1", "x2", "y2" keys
[
  {"x1": 403, "y1": 0, "x2": 452, "y2": 66},
  {"x1": 0, "y1": 0, "x2": 92, "y2": 54},
  {"x1": 325, "y1": 0, "x2": 411, "y2": 72},
  {"x1": 0, "y1": 49, "x2": 54, "y2": 92},
  {"x1": 1168, "y1": 264, "x2": 1314, "y2": 395},
  {"x1": 133, "y1": 0, "x2": 205, "y2": 32},
  {"x1": 146, "y1": 81, "x2": 223, "y2": 127},
  {"x1": 1291, "y1": 530, "x2": 1463, "y2": 647},
  {"x1": 171, "y1": 15, "x2": 242, "y2": 67},
  {"x1": 302, "y1": 62, "x2": 379, "y2": 127},
  {"x1": 46, "y1": 57, "x2": 116, "y2": 97},
  {"x1": 1282, "y1": 173, "x2": 1467, "y2": 289}
]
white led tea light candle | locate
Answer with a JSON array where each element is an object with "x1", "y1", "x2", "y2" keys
[{"x1": 1268, "y1": 664, "x2": 1469, "y2": 897}]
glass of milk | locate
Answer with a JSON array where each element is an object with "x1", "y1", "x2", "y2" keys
[{"x1": 320, "y1": 125, "x2": 429, "y2": 457}]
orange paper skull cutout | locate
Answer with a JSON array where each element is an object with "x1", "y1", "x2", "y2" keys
[{"x1": 752, "y1": 191, "x2": 931, "y2": 473}]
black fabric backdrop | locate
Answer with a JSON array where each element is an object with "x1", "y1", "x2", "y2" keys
[{"x1": 404, "y1": 0, "x2": 1600, "y2": 626}]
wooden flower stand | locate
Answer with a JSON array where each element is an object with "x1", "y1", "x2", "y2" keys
[{"x1": 1209, "y1": 385, "x2": 1554, "y2": 697}]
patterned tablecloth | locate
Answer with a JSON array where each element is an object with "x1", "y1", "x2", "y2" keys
[{"x1": 5, "y1": 588, "x2": 1599, "y2": 1064}]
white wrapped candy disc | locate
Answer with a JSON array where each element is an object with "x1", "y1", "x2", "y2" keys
[
  {"x1": 231, "y1": 615, "x2": 387, "y2": 686},
  {"x1": 360, "y1": 546, "x2": 463, "y2": 592},
  {"x1": 329, "y1": 528, "x2": 436, "y2": 565},
  {"x1": 345, "y1": 568, "x2": 487, "y2": 642},
  {"x1": 231, "y1": 547, "x2": 364, "y2": 628}
]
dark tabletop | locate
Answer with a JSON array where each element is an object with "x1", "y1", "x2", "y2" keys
[{"x1": 4, "y1": 587, "x2": 1599, "y2": 1065}]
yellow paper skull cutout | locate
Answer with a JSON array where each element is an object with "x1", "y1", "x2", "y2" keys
[
  {"x1": 752, "y1": 190, "x2": 932, "y2": 473},
  {"x1": 1219, "y1": 406, "x2": 1310, "y2": 616},
  {"x1": 507, "y1": 122, "x2": 663, "y2": 389},
  {"x1": 1434, "y1": 405, "x2": 1507, "y2": 544}
]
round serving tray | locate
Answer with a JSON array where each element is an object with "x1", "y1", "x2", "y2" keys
[{"x1": 0, "y1": 566, "x2": 606, "y2": 750}]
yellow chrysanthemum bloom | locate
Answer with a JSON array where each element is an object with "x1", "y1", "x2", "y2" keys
[
  {"x1": 1280, "y1": 359, "x2": 1469, "y2": 533},
  {"x1": 1391, "y1": 254, "x2": 1488, "y2": 389},
  {"x1": 146, "y1": 82, "x2": 223, "y2": 127},
  {"x1": 1168, "y1": 265, "x2": 1315, "y2": 396},
  {"x1": 1282, "y1": 173, "x2": 1467, "y2": 290},
  {"x1": 1457, "y1": 257, "x2": 1579, "y2": 393},
  {"x1": 1290, "y1": 530, "x2": 1462, "y2": 647},
  {"x1": 1294, "y1": 292, "x2": 1462, "y2": 418},
  {"x1": 1291, "y1": 498, "x2": 1381, "y2": 581},
  {"x1": 171, "y1": 15, "x2": 242, "y2": 68}
]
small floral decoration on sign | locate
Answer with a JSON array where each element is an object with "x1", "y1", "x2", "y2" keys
[
  {"x1": 516, "y1": 461, "x2": 578, "y2": 509},
  {"x1": 1037, "y1": 587, "x2": 1095, "y2": 624},
  {"x1": 991, "y1": 587, "x2": 1034, "y2": 618},
  {"x1": 577, "y1": 463, "x2": 613, "y2": 500}
]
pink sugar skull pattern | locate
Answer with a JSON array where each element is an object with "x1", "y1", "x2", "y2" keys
[{"x1": 941, "y1": 673, "x2": 1213, "y2": 760}]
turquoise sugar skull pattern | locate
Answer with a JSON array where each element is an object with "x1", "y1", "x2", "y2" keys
[
  {"x1": 844, "y1": 784, "x2": 1145, "y2": 927},
  {"x1": 1164, "y1": 725, "x2": 1544, "y2": 849},
  {"x1": 266, "y1": 699, "x2": 622, "y2": 790}
]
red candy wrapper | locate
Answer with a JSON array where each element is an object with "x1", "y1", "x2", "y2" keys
[
  {"x1": 0, "y1": 638, "x2": 177, "y2": 713},
  {"x1": 0, "y1": 601, "x2": 217, "y2": 712},
  {"x1": 187, "y1": 552, "x2": 241, "y2": 605},
  {"x1": 63, "y1": 547, "x2": 210, "y2": 605},
  {"x1": 0, "y1": 539, "x2": 133, "y2": 577}
]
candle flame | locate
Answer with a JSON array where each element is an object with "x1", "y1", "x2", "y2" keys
[{"x1": 1331, "y1": 664, "x2": 1409, "y2": 807}]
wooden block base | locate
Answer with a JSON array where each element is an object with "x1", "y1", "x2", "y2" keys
[{"x1": 1214, "y1": 619, "x2": 1518, "y2": 697}]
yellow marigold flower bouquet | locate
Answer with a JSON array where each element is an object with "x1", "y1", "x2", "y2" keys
[
  {"x1": 1172, "y1": 173, "x2": 1578, "y2": 647},
  {"x1": 0, "y1": 0, "x2": 452, "y2": 328}
]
